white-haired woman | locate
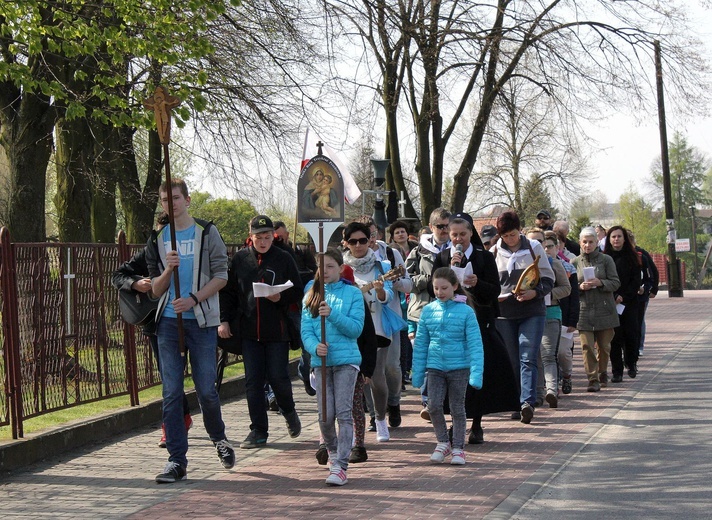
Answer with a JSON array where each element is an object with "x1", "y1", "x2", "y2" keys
[{"x1": 572, "y1": 227, "x2": 620, "y2": 392}]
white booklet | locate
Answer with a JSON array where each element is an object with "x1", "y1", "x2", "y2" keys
[
  {"x1": 253, "y1": 280, "x2": 294, "y2": 298},
  {"x1": 583, "y1": 266, "x2": 595, "y2": 281}
]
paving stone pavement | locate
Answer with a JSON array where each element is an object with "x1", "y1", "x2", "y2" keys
[{"x1": 0, "y1": 290, "x2": 710, "y2": 519}]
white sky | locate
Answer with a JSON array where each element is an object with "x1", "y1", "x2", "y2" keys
[
  {"x1": 585, "y1": 115, "x2": 712, "y2": 205},
  {"x1": 580, "y1": 1, "x2": 712, "y2": 206}
]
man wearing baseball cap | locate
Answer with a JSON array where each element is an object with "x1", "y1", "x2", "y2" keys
[
  {"x1": 219, "y1": 215, "x2": 304, "y2": 449},
  {"x1": 480, "y1": 225, "x2": 498, "y2": 250},
  {"x1": 535, "y1": 210, "x2": 553, "y2": 231}
]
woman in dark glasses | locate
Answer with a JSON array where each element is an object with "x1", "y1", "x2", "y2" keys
[{"x1": 342, "y1": 221, "x2": 396, "y2": 446}]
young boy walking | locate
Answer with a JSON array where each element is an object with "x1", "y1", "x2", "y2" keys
[{"x1": 146, "y1": 178, "x2": 235, "y2": 483}]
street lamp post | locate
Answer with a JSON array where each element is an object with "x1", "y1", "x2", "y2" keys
[
  {"x1": 654, "y1": 40, "x2": 683, "y2": 297},
  {"x1": 690, "y1": 205, "x2": 698, "y2": 281},
  {"x1": 370, "y1": 159, "x2": 390, "y2": 233}
]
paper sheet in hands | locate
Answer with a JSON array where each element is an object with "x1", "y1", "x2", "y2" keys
[
  {"x1": 253, "y1": 280, "x2": 294, "y2": 297},
  {"x1": 452, "y1": 263, "x2": 474, "y2": 287},
  {"x1": 583, "y1": 266, "x2": 595, "y2": 281}
]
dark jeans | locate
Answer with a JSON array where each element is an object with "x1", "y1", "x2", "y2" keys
[
  {"x1": 157, "y1": 318, "x2": 225, "y2": 468},
  {"x1": 242, "y1": 338, "x2": 295, "y2": 436},
  {"x1": 496, "y1": 315, "x2": 545, "y2": 407},
  {"x1": 400, "y1": 330, "x2": 412, "y2": 379},
  {"x1": 637, "y1": 297, "x2": 649, "y2": 351},
  {"x1": 149, "y1": 333, "x2": 189, "y2": 416}
]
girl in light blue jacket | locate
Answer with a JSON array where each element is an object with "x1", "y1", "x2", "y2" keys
[
  {"x1": 412, "y1": 267, "x2": 484, "y2": 466},
  {"x1": 302, "y1": 248, "x2": 365, "y2": 486}
]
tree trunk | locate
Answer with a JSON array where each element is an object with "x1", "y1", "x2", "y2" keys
[
  {"x1": 0, "y1": 92, "x2": 55, "y2": 242},
  {"x1": 117, "y1": 128, "x2": 162, "y2": 243},
  {"x1": 54, "y1": 117, "x2": 93, "y2": 242},
  {"x1": 90, "y1": 122, "x2": 119, "y2": 243}
]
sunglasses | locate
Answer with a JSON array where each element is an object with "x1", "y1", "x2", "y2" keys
[
  {"x1": 347, "y1": 237, "x2": 369, "y2": 246},
  {"x1": 434, "y1": 224, "x2": 449, "y2": 230}
]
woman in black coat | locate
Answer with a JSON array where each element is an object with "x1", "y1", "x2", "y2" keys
[
  {"x1": 432, "y1": 213, "x2": 519, "y2": 444},
  {"x1": 604, "y1": 225, "x2": 642, "y2": 382}
]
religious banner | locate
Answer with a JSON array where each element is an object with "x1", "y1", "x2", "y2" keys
[{"x1": 298, "y1": 155, "x2": 345, "y2": 223}]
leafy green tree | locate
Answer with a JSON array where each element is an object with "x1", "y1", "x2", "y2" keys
[
  {"x1": 651, "y1": 132, "x2": 711, "y2": 241},
  {"x1": 520, "y1": 176, "x2": 556, "y2": 228},
  {"x1": 189, "y1": 192, "x2": 256, "y2": 244},
  {"x1": 571, "y1": 215, "x2": 593, "y2": 245},
  {"x1": 616, "y1": 186, "x2": 665, "y2": 253},
  {"x1": 0, "y1": 0, "x2": 234, "y2": 241}
]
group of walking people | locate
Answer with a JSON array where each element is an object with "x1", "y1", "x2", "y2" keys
[{"x1": 113, "y1": 182, "x2": 658, "y2": 487}]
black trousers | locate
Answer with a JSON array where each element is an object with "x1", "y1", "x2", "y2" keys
[{"x1": 610, "y1": 304, "x2": 640, "y2": 376}]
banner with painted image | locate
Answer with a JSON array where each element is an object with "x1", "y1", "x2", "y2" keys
[{"x1": 298, "y1": 155, "x2": 344, "y2": 223}]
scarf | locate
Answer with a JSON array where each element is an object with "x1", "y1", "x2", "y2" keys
[
  {"x1": 495, "y1": 237, "x2": 535, "y2": 274},
  {"x1": 343, "y1": 247, "x2": 378, "y2": 275}
]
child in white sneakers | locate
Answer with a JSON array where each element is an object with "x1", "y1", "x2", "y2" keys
[
  {"x1": 411, "y1": 267, "x2": 484, "y2": 465},
  {"x1": 302, "y1": 248, "x2": 365, "y2": 486}
]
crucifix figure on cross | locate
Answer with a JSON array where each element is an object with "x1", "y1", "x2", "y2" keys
[{"x1": 143, "y1": 86, "x2": 181, "y2": 145}]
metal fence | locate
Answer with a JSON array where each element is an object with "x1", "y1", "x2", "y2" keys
[{"x1": 0, "y1": 228, "x2": 241, "y2": 439}]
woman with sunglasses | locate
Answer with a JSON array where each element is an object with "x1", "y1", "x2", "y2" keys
[
  {"x1": 342, "y1": 221, "x2": 397, "y2": 444},
  {"x1": 432, "y1": 213, "x2": 519, "y2": 443}
]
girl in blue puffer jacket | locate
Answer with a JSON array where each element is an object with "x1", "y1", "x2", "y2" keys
[
  {"x1": 412, "y1": 267, "x2": 484, "y2": 466},
  {"x1": 302, "y1": 248, "x2": 365, "y2": 487}
]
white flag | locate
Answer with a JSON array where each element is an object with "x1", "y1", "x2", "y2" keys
[{"x1": 301, "y1": 128, "x2": 361, "y2": 204}]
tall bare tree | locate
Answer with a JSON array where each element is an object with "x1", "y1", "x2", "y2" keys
[
  {"x1": 470, "y1": 79, "x2": 588, "y2": 216},
  {"x1": 323, "y1": 0, "x2": 710, "y2": 221}
]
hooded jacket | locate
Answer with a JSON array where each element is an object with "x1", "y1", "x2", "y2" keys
[
  {"x1": 491, "y1": 236, "x2": 555, "y2": 319},
  {"x1": 145, "y1": 218, "x2": 228, "y2": 328}
]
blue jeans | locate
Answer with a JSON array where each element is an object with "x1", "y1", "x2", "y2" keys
[
  {"x1": 496, "y1": 315, "x2": 545, "y2": 407},
  {"x1": 242, "y1": 339, "x2": 295, "y2": 436},
  {"x1": 314, "y1": 365, "x2": 359, "y2": 470},
  {"x1": 157, "y1": 318, "x2": 226, "y2": 468},
  {"x1": 427, "y1": 368, "x2": 469, "y2": 450}
]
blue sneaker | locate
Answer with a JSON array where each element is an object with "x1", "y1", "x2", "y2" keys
[{"x1": 240, "y1": 430, "x2": 268, "y2": 449}]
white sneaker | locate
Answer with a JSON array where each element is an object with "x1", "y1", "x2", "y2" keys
[
  {"x1": 325, "y1": 466, "x2": 348, "y2": 486},
  {"x1": 430, "y1": 442, "x2": 452, "y2": 463},
  {"x1": 375, "y1": 418, "x2": 390, "y2": 442},
  {"x1": 450, "y1": 449, "x2": 466, "y2": 465}
]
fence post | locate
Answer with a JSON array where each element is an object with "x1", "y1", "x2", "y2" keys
[
  {"x1": 1, "y1": 227, "x2": 23, "y2": 438},
  {"x1": 118, "y1": 231, "x2": 140, "y2": 406}
]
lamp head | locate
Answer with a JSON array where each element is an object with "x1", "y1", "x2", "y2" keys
[{"x1": 371, "y1": 159, "x2": 390, "y2": 187}]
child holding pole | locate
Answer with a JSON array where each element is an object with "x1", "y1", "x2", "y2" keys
[
  {"x1": 411, "y1": 267, "x2": 484, "y2": 465},
  {"x1": 302, "y1": 248, "x2": 365, "y2": 486}
]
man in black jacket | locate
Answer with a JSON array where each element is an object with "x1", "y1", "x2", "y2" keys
[
  {"x1": 219, "y1": 215, "x2": 304, "y2": 448},
  {"x1": 273, "y1": 221, "x2": 317, "y2": 396}
]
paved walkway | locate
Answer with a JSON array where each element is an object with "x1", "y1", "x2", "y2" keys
[{"x1": 0, "y1": 291, "x2": 710, "y2": 519}]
